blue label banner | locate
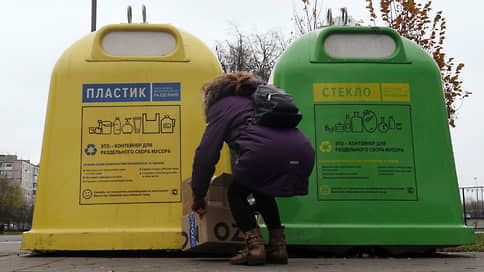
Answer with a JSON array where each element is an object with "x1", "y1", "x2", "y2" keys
[
  {"x1": 189, "y1": 212, "x2": 197, "y2": 248},
  {"x1": 82, "y1": 82, "x2": 181, "y2": 103},
  {"x1": 152, "y1": 83, "x2": 181, "y2": 101},
  {"x1": 83, "y1": 83, "x2": 151, "y2": 103}
]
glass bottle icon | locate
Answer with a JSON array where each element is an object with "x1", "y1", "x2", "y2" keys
[
  {"x1": 351, "y1": 112, "x2": 363, "y2": 132},
  {"x1": 388, "y1": 116, "x2": 396, "y2": 129},
  {"x1": 344, "y1": 114, "x2": 351, "y2": 132},
  {"x1": 113, "y1": 117, "x2": 121, "y2": 135},
  {"x1": 378, "y1": 117, "x2": 389, "y2": 133}
]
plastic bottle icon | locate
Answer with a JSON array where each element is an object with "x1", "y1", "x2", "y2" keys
[
  {"x1": 122, "y1": 118, "x2": 134, "y2": 134},
  {"x1": 113, "y1": 117, "x2": 121, "y2": 135},
  {"x1": 344, "y1": 114, "x2": 351, "y2": 132},
  {"x1": 351, "y1": 112, "x2": 363, "y2": 133}
]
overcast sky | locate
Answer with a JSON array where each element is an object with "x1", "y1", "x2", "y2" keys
[{"x1": 0, "y1": 0, "x2": 482, "y2": 187}]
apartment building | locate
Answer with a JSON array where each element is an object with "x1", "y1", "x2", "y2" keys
[{"x1": 0, "y1": 155, "x2": 39, "y2": 206}]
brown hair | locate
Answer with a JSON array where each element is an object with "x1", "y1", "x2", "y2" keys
[{"x1": 201, "y1": 72, "x2": 264, "y2": 116}]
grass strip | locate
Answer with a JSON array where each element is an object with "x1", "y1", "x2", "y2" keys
[{"x1": 440, "y1": 233, "x2": 484, "y2": 252}]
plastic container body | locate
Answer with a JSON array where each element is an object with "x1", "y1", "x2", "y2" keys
[{"x1": 22, "y1": 24, "x2": 230, "y2": 251}]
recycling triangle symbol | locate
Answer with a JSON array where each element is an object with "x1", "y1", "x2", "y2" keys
[{"x1": 85, "y1": 144, "x2": 97, "y2": 156}]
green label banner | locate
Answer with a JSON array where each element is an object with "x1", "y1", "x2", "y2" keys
[{"x1": 314, "y1": 104, "x2": 417, "y2": 201}]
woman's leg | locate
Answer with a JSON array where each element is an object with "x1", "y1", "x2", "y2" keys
[
  {"x1": 252, "y1": 192, "x2": 281, "y2": 230},
  {"x1": 252, "y1": 192, "x2": 288, "y2": 264},
  {"x1": 228, "y1": 181, "x2": 265, "y2": 265},
  {"x1": 228, "y1": 181, "x2": 282, "y2": 231},
  {"x1": 227, "y1": 181, "x2": 257, "y2": 232}
]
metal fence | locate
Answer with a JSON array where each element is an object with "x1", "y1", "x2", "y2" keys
[{"x1": 460, "y1": 186, "x2": 484, "y2": 230}]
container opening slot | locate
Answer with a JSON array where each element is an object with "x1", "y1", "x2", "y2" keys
[
  {"x1": 102, "y1": 31, "x2": 177, "y2": 57},
  {"x1": 323, "y1": 33, "x2": 396, "y2": 59}
]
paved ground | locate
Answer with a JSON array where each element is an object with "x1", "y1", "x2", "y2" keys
[{"x1": 1, "y1": 235, "x2": 484, "y2": 272}]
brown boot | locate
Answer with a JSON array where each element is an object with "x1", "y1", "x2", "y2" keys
[
  {"x1": 266, "y1": 227, "x2": 288, "y2": 264},
  {"x1": 230, "y1": 227, "x2": 266, "y2": 265}
]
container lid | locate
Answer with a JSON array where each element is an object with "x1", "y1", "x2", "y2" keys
[
  {"x1": 88, "y1": 24, "x2": 189, "y2": 62},
  {"x1": 311, "y1": 26, "x2": 410, "y2": 64}
]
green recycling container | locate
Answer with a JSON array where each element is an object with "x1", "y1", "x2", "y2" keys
[{"x1": 270, "y1": 26, "x2": 474, "y2": 249}]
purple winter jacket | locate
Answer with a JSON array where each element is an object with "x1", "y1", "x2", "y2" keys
[{"x1": 191, "y1": 95, "x2": 315, "y2": 198}]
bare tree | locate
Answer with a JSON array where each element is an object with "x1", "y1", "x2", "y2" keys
[
  {"x1": 292, "y1": 0, "x2": 325, "y2": 36},
  {"x1": 216, "y1": 27, "x2": 252, "y2": 75},
  {"x1": 216, "y1": 27, "x2": 288, "y2": 82},
  {"x1": 247, "y1": 32, "x2": 288, "y2": 81}
]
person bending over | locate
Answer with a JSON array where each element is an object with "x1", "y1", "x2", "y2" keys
[{"x1": 191, "y1": 72, "x2": 315, "y2": 265}]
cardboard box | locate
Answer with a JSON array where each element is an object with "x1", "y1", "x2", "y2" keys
[
  {"x1": 181, "y1": 173, "x2": 245, "y2": 254},
  {"x1": 182, "y1": 173, "x2": 233, "y2": 216},
  {"x1": 181, "y1": 208, "x2": 245, "y2": 254},
  {"x1": 181, "y1": 177, "x2": 193, "y2": 216}
]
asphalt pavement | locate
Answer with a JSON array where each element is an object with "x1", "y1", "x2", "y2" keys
[{"x1": 1, "y1": 235, "x2": 484, "y2": 272}]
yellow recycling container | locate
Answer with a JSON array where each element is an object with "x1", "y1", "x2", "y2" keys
[{"x1": 22, "y1": 24, "x2": 230, "y2": 251}]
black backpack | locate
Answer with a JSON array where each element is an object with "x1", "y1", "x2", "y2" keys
[{"x1": 250, "y1": 84, "x2": 302, "y2": 128}]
